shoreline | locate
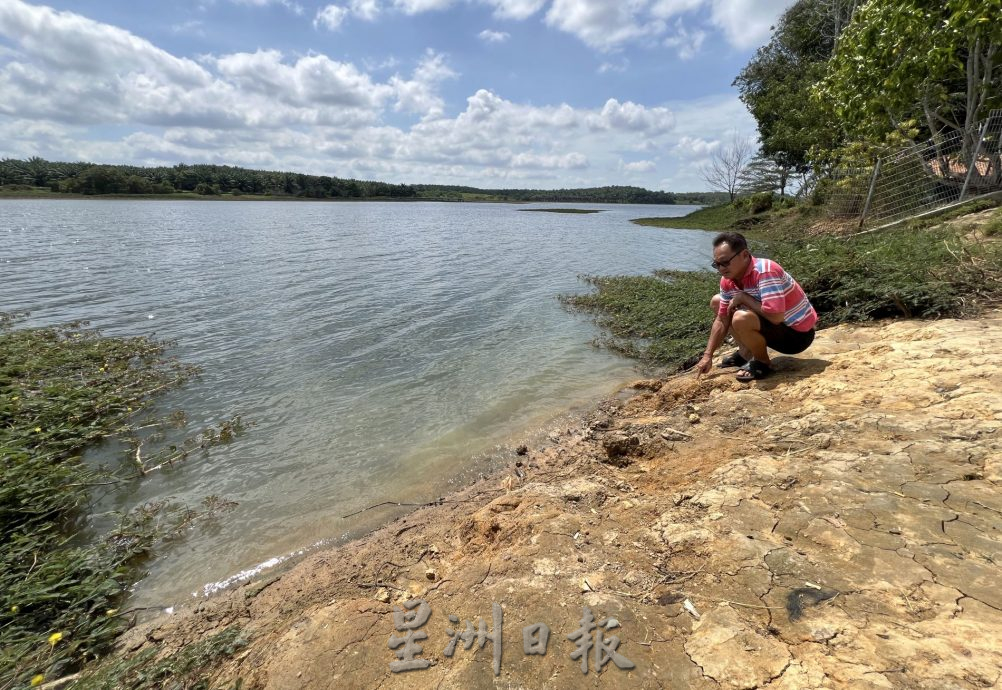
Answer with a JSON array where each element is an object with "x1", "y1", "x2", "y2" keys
[{"x1": 104, "y1": 311, "x2": 1002, "y2": 688}]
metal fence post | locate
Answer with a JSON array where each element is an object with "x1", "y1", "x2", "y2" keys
[
  {"x1": 858, "y1": 158, "x2": 881, "y2": 229},
  {"x1": 960, "y1": 120, "x2": 990, "y2": 202}
]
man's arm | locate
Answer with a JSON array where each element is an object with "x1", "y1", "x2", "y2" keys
[
  {"x1": 696, "y1": 313, "x2": 731, "y2": 375},
  {"x1": 727, "y1": 292, "x2": 785, "y2": 325}
]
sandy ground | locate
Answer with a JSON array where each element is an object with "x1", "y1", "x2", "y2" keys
[{"x1": 115, "y1": 310, "x2": 1002, "y2": 689}]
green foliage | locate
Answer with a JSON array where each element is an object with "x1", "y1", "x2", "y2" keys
[
  {"x1": 0, "y1": 320, "x2": 240, "y2": 687},
  {"x1": 775, "y1": 224, "x2": 1002, "y2": 321},
  {"x1": 816, "y1": 0, "x2": 1002, "y2": 144},
  {"x1": 560, "y1": 271, "x2": 720, "y2": 368},
  {"x1": 565, "y1": 212, "x2": 1002, "y2": 370},
  {"x1": 734, "y1": 192, "x2": 776, "y2": 215},
  {"x1": 733, "y1": 0, "x2": 851, "y2": 172},
  {"x1": 71, "y1": 626, "x2": 248, "y2": 690}
]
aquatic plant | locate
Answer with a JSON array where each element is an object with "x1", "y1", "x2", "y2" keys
[{"x1": 0, "y1": 317, "x2": 241, "y2": 688}]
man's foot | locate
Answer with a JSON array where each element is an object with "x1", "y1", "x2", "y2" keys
[
  {"x1": 736, "y1": 359, "x2": 771, "y2": 382},
  {"x1": 720, "y1": 351, "x2": 748, "y2": 368}
]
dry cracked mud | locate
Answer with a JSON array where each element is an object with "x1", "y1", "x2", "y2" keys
[{"x1": 117, "y1": 311, "x2": 1002, "y2": 689}]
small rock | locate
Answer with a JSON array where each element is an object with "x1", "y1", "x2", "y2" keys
[
  {"x1": 688, "y1": 413, "x2": 701, "y2": 424},
  {"x1": 376, "y1": 589, "x2": 391, "y2": 603},
  {"x1": 425, "y1": 569, "x2": 437, "y2": 581}
]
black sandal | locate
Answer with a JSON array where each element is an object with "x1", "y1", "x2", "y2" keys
[
  {"x1": 720, "y1": 352, "x2": 748, "y2": 368},
  {"x1": 736, "y1": 359, "x2": 771, "y2": 382}
]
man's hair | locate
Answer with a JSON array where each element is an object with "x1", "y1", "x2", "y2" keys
[{"x1": 712, "y1": 232, "x2": 748, "y2": 253}]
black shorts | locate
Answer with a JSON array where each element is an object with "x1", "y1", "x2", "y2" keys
[{"x1": 760, "y1": 319, "x2": 815, "y2": 355}]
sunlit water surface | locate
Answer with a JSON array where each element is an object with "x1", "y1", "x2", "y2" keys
[{"x1": 2, "y1": 199, "x2": 710, "y2": 606}]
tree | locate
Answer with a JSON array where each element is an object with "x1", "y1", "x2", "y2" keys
[
  {"x1": 733, "y1": 0, "x2": 857, "y2": 173},
  {"x1": 700, "y1": 135, "x2": 754, "y2": 202},
  {"x1": 817, "y1": 0, "x2": 1002, "y2": 146},
  {"x1": 737, "y1": 156, "x2": 798, "y2": 197}
]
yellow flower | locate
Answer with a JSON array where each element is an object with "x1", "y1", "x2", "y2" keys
[
  {"x1": 31, "y1": 675, "x2": 44, "y2": 686},
  {"x1": 105, "y1": 609, "x2": 117, "y2": 616},
  {"x1": 34, "y1": 427, "x2": 42, "y2": 433},
  {"x1": 11, "y1": 396, "x2": 18, "y2": 401},
  {"x1": 10, "y1": 605, "x2": 18, "y2": 614},
  {"x1": 48, "y1": 631, "x2": 63, "y2": 646}
]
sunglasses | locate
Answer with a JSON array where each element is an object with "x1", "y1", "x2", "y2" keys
[{"x1": 711, "y1": 250, "x2": 742, "y2": 270}]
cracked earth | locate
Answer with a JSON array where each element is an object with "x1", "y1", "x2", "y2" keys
[{"x1": 122, "y1": 311, "x2": 1002, "y2": 689}]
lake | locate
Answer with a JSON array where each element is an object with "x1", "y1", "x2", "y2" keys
[{"x1": 2, "y1": 199, "x2": 711, "y2": 607}]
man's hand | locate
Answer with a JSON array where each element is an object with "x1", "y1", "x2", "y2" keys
[
  {"x1": 727, "y1": 292, "x2": 754, "y2": 316},
  {"x1": 695, "y1": 354, "x2": 713, "y2": 376}
]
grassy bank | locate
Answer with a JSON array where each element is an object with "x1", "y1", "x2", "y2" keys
[
  {"x1": 563, "y1": 203, "x2": 1002, "y2": 369},
  {"x1": 0, "y1": 318, "x2": 241, "y2": 688}
]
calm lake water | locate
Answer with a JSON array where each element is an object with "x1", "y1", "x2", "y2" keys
[{"x1": 2, "y1": 199, "x2": 711, "y2": 607}]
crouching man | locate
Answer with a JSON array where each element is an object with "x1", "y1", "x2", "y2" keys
[{"x1": 696, "y1": 232, "x2": 817, "y2": 382}]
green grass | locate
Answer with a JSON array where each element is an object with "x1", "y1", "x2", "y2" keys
[
  {"x1": 563, "y1": 210, "x2": 1002, "y2": 370},
  {"x1": 632, "y1": 203, "x2": 744, "y2": 231},
  {"x1": 982, "y1": 208, "x2": 1002, "y2": 236},
  {"x1": 0, "y1": 318, "x2": 242, "y2": 688},
  {"x1": 561, "y1": 270, "x2": 719, "y2": 368},
  {"x1": 70, "y1": 626, "x2": 248, "y2": 690}
]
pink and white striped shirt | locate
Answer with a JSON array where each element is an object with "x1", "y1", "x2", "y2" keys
[{"x1": 717, "y1": 256, "x2": 817, "y2": 332}]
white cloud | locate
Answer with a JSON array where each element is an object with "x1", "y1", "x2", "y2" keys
[
  {"x1": 478, "y1": 29, "x2": 510, "y2": 43},
  {"x1": 621, "y1": 159, "x2": 656, "y2": 172},
  {"x1": 392, "y1": 0, "x2": 455, "y2": 13},
  {"x1": 483, "y1": 0, "x2": 546, "y2": 20},
  {"x1": 663, "y1": 19, "x2": 705, "y2": 59},
  {"x1": 592, "y1": 99, "x2": 674, "y2": 132},
  {"x1": 0, "y1": 0, "x2": 704, "y2": 189},
  {"x1": 545, "y1": 0, "x2": 664, "y2": 51},
  {"x1": 230, "y1": 0, "x2": 305, "y2": 15},
  {"x1": 649, "y1": 0, "x2": 703, "y2": 17},
  {"x1": 0, "y1": 0, "x2": 209, "y2": 85},
  {"x1": 674, "y1": 135, "x2": 719, "y2": 158},
  {"x1": 709, "y1": 0, "x2": 789, "y2": 49},
  {"x1": 350, "y1": 0, "x2": 382, "y2": 20},
  {"x1": 314, "y1": 5, "x2": 349, "y2": 30},
  {"x1": 597, "y1": 58, "x2": 629, "y2": 74},
  {"x1": 389, "y1": 50, "x2": 458, "y2": 118}
]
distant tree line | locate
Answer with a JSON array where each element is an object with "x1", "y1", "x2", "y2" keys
[
  {"x1": 413, "y1": 184, "x2": 725, "y2": 205},
  {"x1": 0, "y1": 157, "x2": 722, "y2": 205},
  {"x1": 0, "y1": 158, "x2": 416, "y2": 199}
]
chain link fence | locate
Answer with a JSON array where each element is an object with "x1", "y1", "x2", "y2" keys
[{"x1": 814, "y1": 110, "x2": 1002, "y2": 234}]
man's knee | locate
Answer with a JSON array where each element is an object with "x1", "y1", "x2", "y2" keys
[
  {"x1": 731, "y1": 309, "x2": 760, "y2": 331},
  {"x1": 710, "y1": 294, "x2": 721, "y2": 311}
]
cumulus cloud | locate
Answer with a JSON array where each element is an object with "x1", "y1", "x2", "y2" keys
[
  {"x1": 545, "y1": 0, "x2": 665, "y2": 52},
  {"x1": 389, "y1": 50, "x2": 458, "y2": 118},
  {"x1": 314, "y1": 5, "x2": 349, "y2": 29},
  {"x1": 0, "y1": 0, "x2": 697, "y2": 188},
  {"x1": 674, "y1": 135, "x2": 719, "y2": 158},
  {"x1": 478, "y1": 29, "x2": 510, "y2": 43},
  {"x1": 592, "y1": 99, "x2": 674, "y2": 132}
]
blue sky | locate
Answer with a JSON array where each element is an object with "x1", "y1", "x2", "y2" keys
[{"x1": 0, "y1": 0, "x2": 793, "y2": 190}]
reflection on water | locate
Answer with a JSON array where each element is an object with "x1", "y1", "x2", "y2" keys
[{"x1": 2, "y1": 199, "x2": 710, "y2": 606}]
